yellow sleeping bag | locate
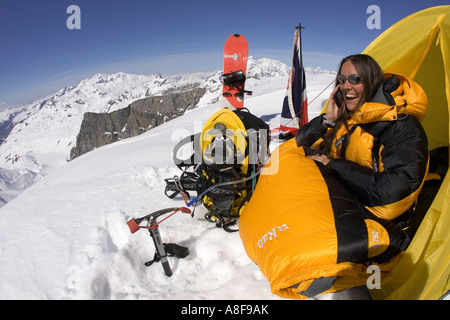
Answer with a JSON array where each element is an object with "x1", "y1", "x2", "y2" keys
[{"x1": 239, "y1": 139, "x2": 409, "y2": 299}]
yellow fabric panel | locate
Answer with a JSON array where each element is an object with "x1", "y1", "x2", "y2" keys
[
  {"x1": 370, "y1": 170, "x2": 450, "y2": 300},
  {"x1": 345, "y1": 127, "x2": 375, "y2": 169},
  {"x1": 390, "y1": 74, "x2": 428, "y2": 122},
  {"x1": 363, "y1": 6, "x2": 450, "y2": 299},
  {"x1": 362, "y1": 6, "x2": 445, "y2": 79},
  {"x1": 378, "y1": 145, "x2": 385, "y2": 172},
  {"x1": 365, "y1": 156, "x2": 428, "y2": 221},
  {"x1": 365, "y1": 219, "x2": 390, "y2": 258},
  {"x1": 348, "y1": 102, "x2": 398, "y2": 124},
  {"x1": 365, "y1": 178, "x2": 425, "y2": 221},
  {"x1": 442, "y1": 11, "x2": 450, "y2": 149},
  {"x1": 413, "y1": 45, "x2": 447, "y2": 150},
  {"x1": 439, "y1": 12, "x2": 450, "y2": 151},
  {"x1": 328, "y1": 125, "x2": 345, "y2": 159}
]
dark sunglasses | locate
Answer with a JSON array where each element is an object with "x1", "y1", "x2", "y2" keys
[{"x1": 337, "y1": 74, "x2": 363, "y2": 85}]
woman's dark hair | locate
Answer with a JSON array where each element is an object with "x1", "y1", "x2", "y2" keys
[
  {"x1": 338, "y1": 54, "x2": 385, "y2": 108},
  {"x1": 319, "y1": 54, "x2": 384, "y2": 156}
]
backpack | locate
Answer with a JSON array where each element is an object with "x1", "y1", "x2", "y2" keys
[{"x1": 165, "y1": 108, "x2": 270, "y2": 232}]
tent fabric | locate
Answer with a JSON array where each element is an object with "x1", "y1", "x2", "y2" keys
[
  {"x1": 363, "y1": 5, "x2": 450, "y2": 151},
  {"x1": 362, "y1": 5, "x2": 450, "y2": 300}
]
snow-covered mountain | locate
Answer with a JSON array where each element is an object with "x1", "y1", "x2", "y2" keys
[
  {"x1": 0, "y1": 66, "x2": 336, "y2": 300},
  {"x1": 0, "y1": 57, "x2": 292, "y2": 207}
]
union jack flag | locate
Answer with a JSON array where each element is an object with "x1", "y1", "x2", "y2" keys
[{"x1": 272, "y1": 26, "x2": 308, "y2": 138}]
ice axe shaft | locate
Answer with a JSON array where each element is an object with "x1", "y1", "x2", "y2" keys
[
  {"x1": 126, "y1": 207, "x2": 191, "y2": 277},
  {"x1": 148, "y1": 226, "x2": 172, "y2": 277}
]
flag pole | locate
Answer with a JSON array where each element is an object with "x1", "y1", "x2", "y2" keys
[
  {"x1": 271, "y1": 22, "x2": 308, "y2": 139},
  {"x1": 296, "y1": 22, "x2": 305, "y2": 70},
  {"x1": 296, "y1": 22, "x2": 305, "y2": 30},
  {"x1": 295, "y1": 22, "x2": 308, "y2": 127}
]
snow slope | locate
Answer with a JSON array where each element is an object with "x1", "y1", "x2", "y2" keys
[
  {"x1": 0, "y1": 71, "x2": 335, "y2": 300},
  {"x1": 0, "y1": 58, "x2": 290, "y2": 208}
]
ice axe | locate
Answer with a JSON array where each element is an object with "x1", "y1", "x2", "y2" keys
[{"x1": 127, "y1": 207, "x2": 191, "y2": 277}]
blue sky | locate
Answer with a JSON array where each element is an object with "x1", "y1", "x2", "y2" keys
[{"x1": 1, "y1": 0, "x2": 448, "y2": 108}]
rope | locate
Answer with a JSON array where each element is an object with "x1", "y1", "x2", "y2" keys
[{"x1": 282, "y1": 79, "x2": 335, "y2": 130}]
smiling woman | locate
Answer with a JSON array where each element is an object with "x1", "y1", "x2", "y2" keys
[
  {"x1": 297, "y1": 53, "x2": 429, "y2": 221},
  {"x1": 324, "y1": 55, "x2": 385, "y2": 123}
]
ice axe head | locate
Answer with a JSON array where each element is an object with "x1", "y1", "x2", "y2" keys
[
  {"x1": 127, "y1": 218, "x2": 142, "y2": 234},
  {"x1": 180, "y1": 207, "x2": 191, "y2": 214}
]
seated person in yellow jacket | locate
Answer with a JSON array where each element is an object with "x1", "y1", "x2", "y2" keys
[{"x1": 296, "y1": 54, "x2": 429, "y2": 221}]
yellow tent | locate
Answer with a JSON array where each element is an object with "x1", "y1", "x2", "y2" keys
[{"x1": 362, "y1": 5, "x2": 450, "y2": 300}]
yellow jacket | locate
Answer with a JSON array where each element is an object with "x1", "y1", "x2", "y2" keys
[{"x1": 296, "y1": 74, "x2": 429, "y2": 220}]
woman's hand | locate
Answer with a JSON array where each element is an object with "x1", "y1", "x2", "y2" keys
[
  {"x1": 325, "y1": 86, "x2": 345, "y2": 123},
  {"x1": 307, "y1": 154, "x2": 331, "y2": 166}
]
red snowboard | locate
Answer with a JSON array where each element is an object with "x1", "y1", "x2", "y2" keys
[{"x1": 221, "y1": 34, "x2": 252, "y2": 109}]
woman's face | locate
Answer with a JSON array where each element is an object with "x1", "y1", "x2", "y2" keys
[{"x1": 339, "y1": 61, "x2": 365, "y2": 112}]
